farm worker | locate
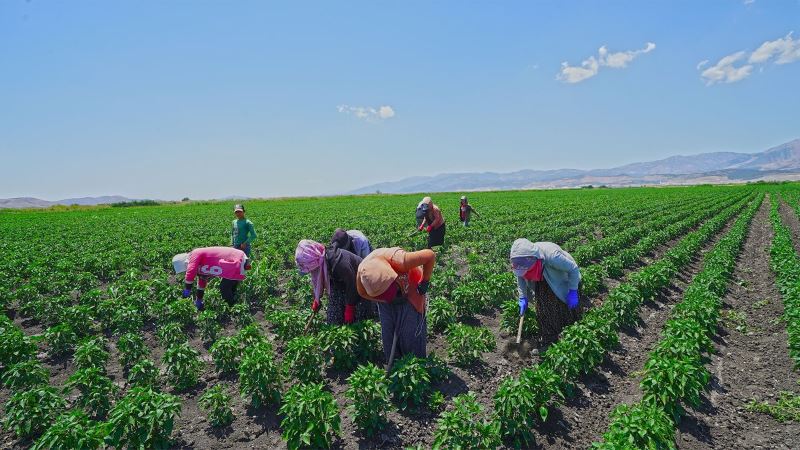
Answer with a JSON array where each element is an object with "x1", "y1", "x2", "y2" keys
[
  {"x1": 510, "y1": 239, "x2": 585, "y2": 348},
  {"x1": 356, "y1": 247, "x2": 436, "y2": 361},
  {"x1": 231, "y1": 204, "x2": 257, "y2": 257},
  {"x1": 458, "y1": 196, "x2": 480, "y2": 227},
  {"x1": 172, "y1": 246, "x2": 251, "y2": 311},
  {"x1": 295, "y1": 240, "x2": 377, "y2": 325},
  {"x1": 416, "y1": 197, "x2": 446, "y2": 249},
  {"x1": 330, "y1": 228, "x2": 372, "y2": 259}
]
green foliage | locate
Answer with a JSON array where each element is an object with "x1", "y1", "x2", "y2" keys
[
  {"x1": 425, "y1": 352, "x2": 452, "y2": 384},
  {"x1": 197, "y1": 310, "x2": 222, "y2": 342},
  {"x1": 65, "y1": 367, "x2": 118, "y2": 418},
  {"x1": 445, "y1": 323, "x2": 496, "y2": 365},
  {"x1": 237, "y1": 323, "x2": 267, "y2": 348},
  {"x1": 231, "y1": 302, "x2": 254, "y2": 328},
  {"x1": 432, "y1": 392, "x2": 501, "y2": 450},
  {"x1": 0, "y1": 324, "x2": 38, "y2": 370},
  {"x1": 747, "y1": 391, "x2": 800, "y2": 423},
  {"x1": 104, "y1": 386, "x2": 182, "y2": 450},
  {"x1": 211, "y1": 335, "x2": 242, "y2": 373},
  {"x1": 2, "y1": 360, "x2": 49, "y2": 390},
  {"x1": 494, "y1": 365, "x2": 565, "y2": 447},
  {"x1": 279, "y1": 382, "x2": 341, "y2": 450},
  {"x1": 73, "y1": 336, "x2": 110, "y2": 371},
  {"x1": 157, "y1": 321, "x2": 188, "y2": 348},
  {"x1": 500, "y1": 298, "x2": 538, "y2": 337},
  {"x1": 3, "y1": 385, "x2": 67, "y2": 439},
  {"x1": 128, "y1": 358, "x2": 160, "y2": 389},
  {"x1": 31, "y1": 410, "x2": 105, "y2": 450},
  {"x1": 267, "y1": 309, "x2": 306, "y2": 342},
  {"x1": 429, "y1": 390, "x2": 446, "y2": 412},
  {"x1": 112, "y1": 305, "x2": 145, "y2": 334},
  {"x1": 346, "y1": 363, "x2": 392, "y2": 436},
  {"x1": 389, "y1": 355, "x2": 431, "y2": 410},
  {"x1": 593, "y1": 402, "x2": 676, "y2": 450},
  {"x1": 44, "y1": 324, "x2": 79, "y2": 357},
  {"x1": 117, "y1": 332, "x2": 149, "y2": 368},
  {"x1": 162, "y1": 342, "x2": 202, "y2": 391},
  {"x1": 239, "y1": 341, "x2": 282, "y2": 407},
  {"x1": 284, "y1": 335, "x2": 324, "y2": 383},
  {"x1": 427, "y1": 296, "x2": 456, "y2": 333},
  {"x1": 199, "y1": 385, "x2": 235, "y2": 427},
  {"x1": 318, "y1": 324, "x2": 358, "y2": 370},
  {"x1": 164, "y1": 298, "x2": 196, "y2": 327}
]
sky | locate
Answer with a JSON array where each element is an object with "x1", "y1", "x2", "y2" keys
[{"x1": 1, "y1": 0, "x2": 799, "y2": 200}]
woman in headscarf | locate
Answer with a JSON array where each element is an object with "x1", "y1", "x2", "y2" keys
[
  {"x1": 416, "y1": 197, "x2": 446, "y2": 249},
  {"x1": 295, "y1": 240, "x2": 377, "y2": 325},
  {"x1": 510, "y1": 238, "x2": 587, "y2": 348},
  {"x1": 357, "y1": 247, "x2": 436, "y2": 362},
  {"x1": 330, "y1": 228, "x2": 372, "y2": 259}
]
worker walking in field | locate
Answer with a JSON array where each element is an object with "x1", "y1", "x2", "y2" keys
[
  {"x1": 330, "y1": 228, "x2": 372, "y2": 259},
  {"x1": 416, "y1": 197, "x2": 446, "y2": 249},
  {"x1": 172, "y1": 246, "x2": 251, "y2": 311},
  {"x1": 231, "y1": 204, "x2": 257, "y2": 257},
  {"x1": 356, "y1": 247, "x2": 435, "y2": 364},
  {"x1": 510, "y1": 238, "x2": 586, "y2": 350},
  {"x1": 459, "y1": 196, "x2": 479, "y2": 227},
  {"x1": 295, "y1": 240, "x2": 377, "y2": 325}
]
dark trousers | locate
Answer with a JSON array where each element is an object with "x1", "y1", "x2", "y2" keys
[{"x1": 220, "y1": 278, "x2": 239, "y2": 305}]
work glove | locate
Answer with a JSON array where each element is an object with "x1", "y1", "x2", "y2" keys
[
  {"x1": 426, "y1": 225, "x2": 433, "y2": 233},
  {"x1": 344, "y1": 304, "x2": 356, "y2": 324},
  {"x1": 311, "y1": 298, "x2": 321, "y2": 313},
  {"x1": 417, "y1": 280, "x2": 430, "y2": 295},
  {"x1": 519, "y1": 296, "x2": 528, "y2": 316},
  {"x1": 418, "y1": 224, "x2": 424, "y2": 231},
  {"x1": 566, "y1": 290, "x2": 579, "y2": 310},
  {"x1": 194, "y1": 299, "x2": 205, "y2": 311},
  {"x1": 182, "y1": 286, "x2": 192, "y2": 298}
]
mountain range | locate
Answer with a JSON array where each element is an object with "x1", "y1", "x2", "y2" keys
[
  {"x1": 0, "y1": 196, "x2": 134, "y2": 210},
  {"x1": 349, "y1": 139, "x2": 800, "y2": 194}
]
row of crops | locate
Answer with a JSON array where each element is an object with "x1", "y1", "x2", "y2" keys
[{"x1": 0, "y1": 184, "x2": 794, "y2": 448}]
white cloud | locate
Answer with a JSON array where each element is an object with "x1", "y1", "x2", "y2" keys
[
  {"x1": 557, "y1": 42, "x2": 655, "y2": 83},
  {"x1": 700, "y1": 32, "x2": 800, "y2": 85},
  {"x1": 700, "y1": 51, "x2": 753, "y2": 85},
  {"x1": 696, "y1": 59, "x2": 709, "y2": 70},
  {"x1": 749, "y1": 32, "x2": 800, "y2": 64},
  {"x1": 337, "y1": 104, "x2": 396, "y2": 122},
  {"x1": 743, "y1": 0, "x2": 755, "y2": 5}
]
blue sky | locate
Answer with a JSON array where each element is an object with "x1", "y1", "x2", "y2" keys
[{"x1": 1, "y1": 1, "x2": 799, "y2": 200}]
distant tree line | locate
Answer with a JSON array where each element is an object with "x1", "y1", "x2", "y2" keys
[{"x1": 111, "y1": 200, "x2": 160, "y2": 208}]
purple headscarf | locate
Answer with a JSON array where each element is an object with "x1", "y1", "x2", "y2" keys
[{"x1": 295, "y1": 240, "x2": 330, "y2": 301}]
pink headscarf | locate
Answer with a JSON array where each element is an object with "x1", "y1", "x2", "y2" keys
[{"x1": 295, "y1": 240, "x2": 330, "y2": 301}]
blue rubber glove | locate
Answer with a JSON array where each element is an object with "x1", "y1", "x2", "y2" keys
[
  {"x1": 182, "y1": 288, "x2": 191, "y2": 298},
  {"x1": 566, "y1": 290, "x2": 579, "y2": 310},
  {"x1": 194, "y1": 299, "x2": 205, "y2": 311},
  {"x1": 518, "y1": 296, "x2": 528, "y2": 316}
]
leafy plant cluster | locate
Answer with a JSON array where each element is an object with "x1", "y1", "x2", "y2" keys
[
  {"x1": 768, "y1": 193, "x2": 800, "y2": 368},
  {"x1": 594, "y1": 194, "x2": 760, "y2": 447},
  {"x1": 445, "y1": 323, "x2": 496, "y2": 365}
]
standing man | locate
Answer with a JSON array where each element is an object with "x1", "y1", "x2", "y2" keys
[
  {"x1": 459, "y1": 196, "x2": 480, "y2": 227},
  {"x1": 231, "y1": 204, "x2": 257, "y2": 257}
]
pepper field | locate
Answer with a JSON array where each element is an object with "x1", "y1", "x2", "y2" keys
[{"x1": 1, "y1": 184, "x2": 799, "y2": 449}]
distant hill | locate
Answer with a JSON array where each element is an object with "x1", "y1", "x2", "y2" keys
[
  {"x1": 350, "y1": 139, "x2": 800, "y2": 194},
  {"x1": 0, "y1": 195, "x2": 134, "y2": 210}
]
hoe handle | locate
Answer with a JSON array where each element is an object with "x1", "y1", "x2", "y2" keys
[{"x1": 516, "y1": 314, "x2": 525, "y2": 344}]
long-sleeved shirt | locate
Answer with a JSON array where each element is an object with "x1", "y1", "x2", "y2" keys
[
  {"x1": 231, "y1": 218, "x2": 257, "y2": 247},
  {"x1": 459, "y1": 204, "x2": 477, "y2": 221},
  {"x1": 515, "y1": 242, "x2": 581, "y2": 303},
  {"x1": 325, "y1": 247, "x2": 364, "y2": 306},
  {"x1": 420, "y1": 204, "x2": 445, "y2": 229},
  {"x1": 185, "y1": 246, "x2": 248, "y2": 289}
]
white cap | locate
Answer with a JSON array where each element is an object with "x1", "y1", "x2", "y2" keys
[{"x1": 172, "y1": 253, "x2": 190, "y2": 273}]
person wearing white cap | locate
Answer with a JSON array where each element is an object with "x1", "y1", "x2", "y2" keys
[
  {"x1": 231, "y1": 204, "x2": 257, "y2": 257},
  {"x1": 172, "y1": 246, "x2": 251, "y2": 310}
]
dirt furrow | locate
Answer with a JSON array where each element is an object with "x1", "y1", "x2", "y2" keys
[
  {"x1": 522, "y1": 198, "x2": 748, "y2": 450},
  {"x1": 676, "y1": 196, "x2": 800, "y2": 449}
]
